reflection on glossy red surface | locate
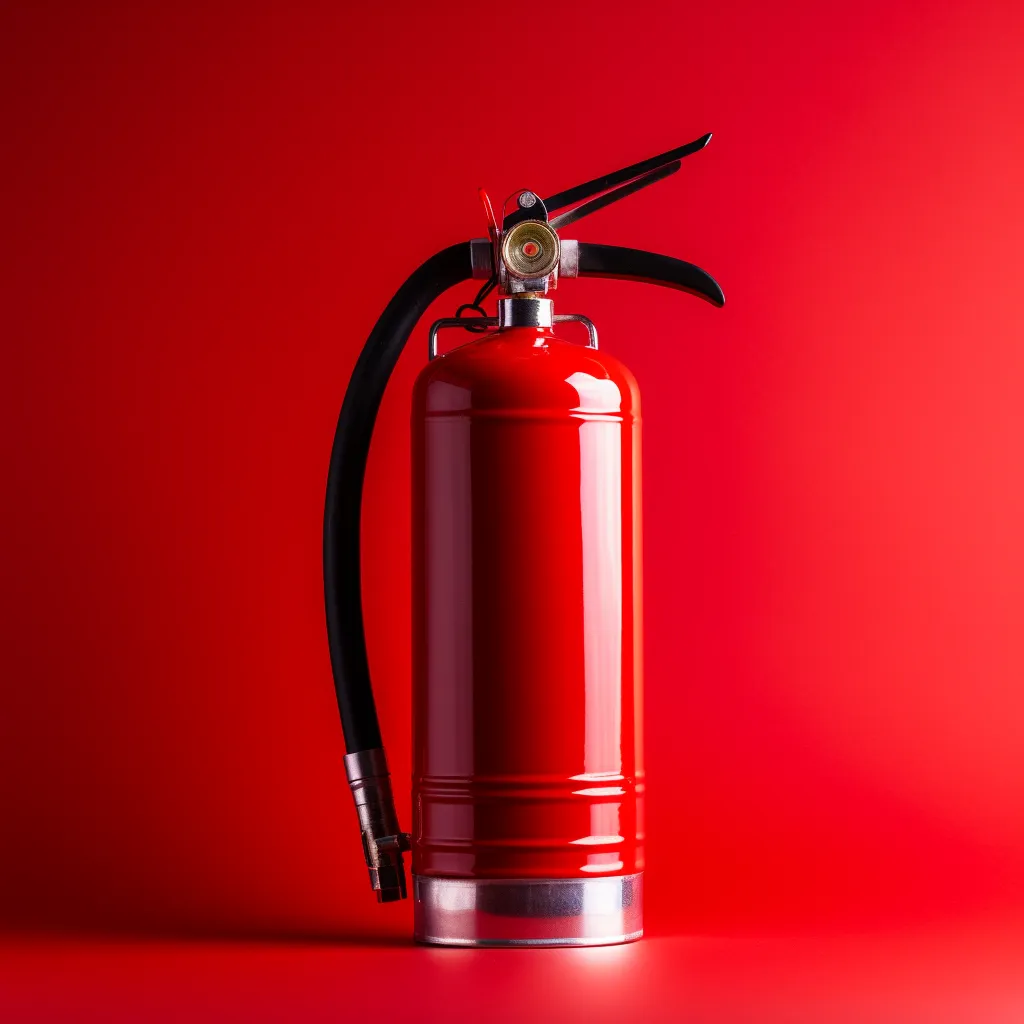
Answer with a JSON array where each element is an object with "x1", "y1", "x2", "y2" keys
[{"x1": 411, "y1": 326, "x2": 643, "y2": 879}]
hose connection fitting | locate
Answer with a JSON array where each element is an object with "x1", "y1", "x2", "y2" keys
[{"x1": 344, "y1": 748, "x2": 411, "y2": 902}]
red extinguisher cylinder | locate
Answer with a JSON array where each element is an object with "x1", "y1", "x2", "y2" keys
[{"x1": 411, "y1": 324, "x2": 644, "y2": 945}]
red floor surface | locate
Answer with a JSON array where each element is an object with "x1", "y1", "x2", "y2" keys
[{"x1": 3, "y1": 924, "x2": 1024, "y2": 1023}]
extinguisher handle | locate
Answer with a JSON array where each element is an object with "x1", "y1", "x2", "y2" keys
[{"x1": 576, "y1": 242, "x2": 725, "y2": 307}]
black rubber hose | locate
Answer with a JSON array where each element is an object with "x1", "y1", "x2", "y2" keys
[
  {"x1": 577, "y1": 242, "x2": 725, "y2": 307},
  {"x1": 324, "y1": 242, "x2": 474, "y2": 753}
]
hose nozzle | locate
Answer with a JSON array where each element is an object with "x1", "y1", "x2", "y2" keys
[{"x1": 344, "y1": 749, "x2": 411, "y2": 902}]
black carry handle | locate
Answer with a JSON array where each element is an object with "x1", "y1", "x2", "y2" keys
[{"x1": 577, "y1": 242, "x2": 725, "y2": 307}]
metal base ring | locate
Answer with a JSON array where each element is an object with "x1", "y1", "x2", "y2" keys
[{"x1": 413, "y1": 873, "x2": 643, "y2": 948}]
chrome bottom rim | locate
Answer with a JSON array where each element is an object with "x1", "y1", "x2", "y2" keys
[{"x1": 413, "y1": 873, "x2": 643, "y2": 948}]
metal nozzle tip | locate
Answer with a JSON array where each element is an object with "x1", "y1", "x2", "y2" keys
[
  {"x1": 345, "y1": 748, "x2": 411, "y2": 903},
  {"x1": 369, "y1": 851, "x2": 409, "y2": 902}
]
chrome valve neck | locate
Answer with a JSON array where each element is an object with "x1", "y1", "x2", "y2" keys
[{"x1": 497, "y1": 297, "x2": 553, "y2": 329}]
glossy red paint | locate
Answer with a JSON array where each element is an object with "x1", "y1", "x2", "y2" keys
[{"x1": 411, "y1": 325, "x2": 643, "y2": 880}]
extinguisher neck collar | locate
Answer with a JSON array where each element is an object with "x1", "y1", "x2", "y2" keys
[{"x1": 497, "y1": 297, "x2": 553, "y2": 330}]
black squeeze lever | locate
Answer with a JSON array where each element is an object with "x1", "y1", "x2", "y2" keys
[
  {"x1": 550, "y1": 161, "x2": 681, "y2": 231},
  {"x1": 544, "y1": 132, "x2": 712, "y2": 229}
]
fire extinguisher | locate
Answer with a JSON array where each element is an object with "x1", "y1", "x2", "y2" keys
[{"x1": 324, "y1": 134, "x2": 724, "y2": 947}]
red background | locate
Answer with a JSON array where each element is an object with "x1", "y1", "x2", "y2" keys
[{"x1": 2, "y1": 0, "x2": 1024, "y2": 1014}]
